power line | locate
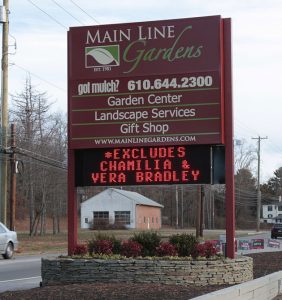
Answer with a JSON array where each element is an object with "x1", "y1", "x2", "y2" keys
[
  {"x1": 26, "y1": 0, "x2": 68, "y2": 29},
  {"x1": 235, "y1": 119, "x2": 260, "y2": 138},
  {"x1": 17, "y1": 146, "x2": 67, "y2": 168},
  {"x1": 19, "y1": 154, "x2": 67, "y2": 172},
  {"x1": 51, "y1": 0, "x2": 85, "y2": 25},
  {"x1": 18, "y1": 156, "x2": 67, "y2": 173},
  {"x1": 0, "y1": 144, "x2": 67, "y2": 172},
  {"x1": 12, "y1": 64, "x2": 66, "y2": 93},
  {"x1": 17, "y1": 151, "x2": 67, "y2": 171},
  {"x1": 235, "y1": 119, "x2": 282, "y2": 157},
  {"x1": 69, "y1": 0, "x2": 100, "y2": 24},
  {"x1": 215, "y1": 193, "x2": 275, "y2": 206},
  {"x1": 265, "y1": 140, "x2": 282, "y2": 155}
]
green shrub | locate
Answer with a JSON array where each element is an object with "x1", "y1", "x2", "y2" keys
[
  {"x1": 169, "y1": 233, "x2": 198, "y2": 257},
  {"x1": 131, "y1": 231, "x2": 161, "y2": 256},
  {"x1": 111, "y1": 237, "x2": 122, "y2": 254}
]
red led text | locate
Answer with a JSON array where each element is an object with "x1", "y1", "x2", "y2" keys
[{"x1": 88, "y1": 145, "x2": 206, "y2": 185}]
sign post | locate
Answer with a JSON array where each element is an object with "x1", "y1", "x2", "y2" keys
[
  {"x1": 223, "y1": 18, "x2": 235, "y2": 258},
  {"x1": 67, "y1": 149, "x2": 77, "y2": 254}
]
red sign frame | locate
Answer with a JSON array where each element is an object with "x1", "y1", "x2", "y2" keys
[{"x1": 67, "y1": 16, "x2": 235, "y2": 259}]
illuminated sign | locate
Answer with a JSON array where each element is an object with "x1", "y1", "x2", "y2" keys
[
  {"x1": 68, "y1": 16, "x2": 224, "y2": 149},
  {"x1": 75, "y1": 145, "x2": 212, "y2": 186}
]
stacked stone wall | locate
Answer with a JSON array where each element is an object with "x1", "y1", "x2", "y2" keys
[{"x1": 42, "y1": 256, "x2": 253, "y2": 286}]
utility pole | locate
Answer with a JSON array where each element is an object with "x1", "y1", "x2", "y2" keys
[
  {"x1": 0, "y1": 0, "x2": 9, "y2": 224},
  {"x1": 200, "y1": 185, "x2": 204, "y2": 237},
  {"x1": 252, "y1": 136, "x2": 268, "y2": 232},
  {"x1": 196, "y1": 186, "x2": 205, "y2": 238},
  {"x1": 196, "y1": 185, "x2": 201, "y2": 238},
  {"x1": 9, "y1": 123, "x2": 16, "y2": 231}
]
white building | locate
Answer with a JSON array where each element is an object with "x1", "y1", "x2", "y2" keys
[
  {"x1": 262, "y1": 202, "x2": 282, "y2": 224},
  {"x1": 81, "y1": 188, "x2": 163, "y2": 230}
]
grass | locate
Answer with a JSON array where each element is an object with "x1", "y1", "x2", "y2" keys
[
  {"x1": 17, "y1": 232, "x2": 68, "y2": 254},
  {"x1": 16, "y1": 228, "x2": 257, "y2": 255},
  {"x1": 17, "y1": 229, "x2": 199, "y2": 255}
]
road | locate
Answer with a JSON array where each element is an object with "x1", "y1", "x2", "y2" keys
[{"x1": 0, "y1": 254, "x2": 53, "y2": 293}]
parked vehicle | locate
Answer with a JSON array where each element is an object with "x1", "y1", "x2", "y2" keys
[
  {"x1": 271, "y1": 223, "x2": 282, "y2": 239},
  {"x1": 0, "y1": 222, "x2": 18, "y2": 259}
]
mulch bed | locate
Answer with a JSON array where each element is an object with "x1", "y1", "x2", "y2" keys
[{"x1": 0, "y1": 252, "x2": 282, "y2": 300}]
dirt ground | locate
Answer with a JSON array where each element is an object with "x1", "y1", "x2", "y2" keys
[
  {"x1": 0, "y1": 282, "x2": 231, "y2": 300},
  {"x1": 0, "y1": 251, "x2": 282, "y2": 300}
]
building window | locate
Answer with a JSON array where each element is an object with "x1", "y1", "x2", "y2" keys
[
  {"x1": 156, "y1": 217, "x2": 158, "y2": 224},
  {"x1": 268, "y1": 214, "x2": 273, "y2": 218},
  {"x1": 114, "y1": 211, "x2": 130, "y2": 225},
  {"x1": 144, "y1": 217, "x2": 146, "y2": 223},
  {"x1": 278, "y1": 207, "x2": 282, "y2": 211},
  {"x1": 93, "y1": 211, "x2": 109, "y2": 225},
  {"x1": 152, "y1": 217, "x2": 154, "y2": 223},
  {"x1": 85, "y1": 218, "x2": 89, "y2": 224},
  {"x1": 268, "y1": 206, "x2": 273, "y2": 211}
]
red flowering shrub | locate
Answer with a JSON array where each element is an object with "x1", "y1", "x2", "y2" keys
[
  {"x1": 193, "y1": 243, "x2": 206, "y2": 258},
  {"x1": 155, "y1": 242, "x2": 178, "y2": 257},
  {"x1": 193, "y1": 241, "x2": 218, "y2": 258},
  {"x1": 93, "y1": 240, "x2": 113, "y2": 255},
  {"x1": 120, "y1": 240, "x2": 143, "y2": 257},
  {"x1": 73, "y1": 244, "x2": 88, "y2": 256},
  {"x1": 204, "y1": 241, "x2": 218, "y2": 258}
]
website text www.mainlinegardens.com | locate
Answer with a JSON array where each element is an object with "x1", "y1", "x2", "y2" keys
[{"x1": 92, "y1": 135, "x2": 197, "y2": 145}]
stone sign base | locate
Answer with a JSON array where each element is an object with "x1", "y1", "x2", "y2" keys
[{"x1": 42, "y1": 256, "x2": 253, "y2": 286}]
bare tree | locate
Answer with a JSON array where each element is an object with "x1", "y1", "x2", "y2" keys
[
  {"x1": 234, "y1": 139, "x2": 256, "y2": 172},
  {"x1": 235, "y1": 168, "x2": 257, "y2": 228},
  {"x1": 10, "y1": 77, "x2": 67, "y2": 235}
]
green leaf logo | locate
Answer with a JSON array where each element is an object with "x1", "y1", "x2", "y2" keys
[{"x1": 85, "y1": 45, "x2": 120, "y2": 68}]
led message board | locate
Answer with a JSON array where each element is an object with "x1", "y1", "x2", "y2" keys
[
  {"x1": 75, "y1": 145, "x2": 212, "y2": 186},
  {"x1": 68, "y1": 16, "x2": 224, "y2": 149}
]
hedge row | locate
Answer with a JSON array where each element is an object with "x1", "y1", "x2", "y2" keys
[{"x1": 73, "y1": 232, "x2": 219, "y2": 259}]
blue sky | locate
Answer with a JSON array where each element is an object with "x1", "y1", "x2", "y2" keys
[{"x1": 5, "y1": 0, "x2": 282, "y2": 182}]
